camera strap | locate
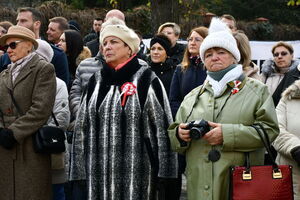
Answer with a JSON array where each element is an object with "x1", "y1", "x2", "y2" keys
[{"x1": 184, "y1": 81, "x2": 207, "y2": 123}]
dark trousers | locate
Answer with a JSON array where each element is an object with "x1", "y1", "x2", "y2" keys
[
  {"x1": 64, "y1": 180, "x2": 87, "y2": 200},
  {"x1": 52, "y1": 184, "x2": 66, "y2": 200},
  {"x1": 159, "y1": 154, "x2": 186, "y2": 200}
]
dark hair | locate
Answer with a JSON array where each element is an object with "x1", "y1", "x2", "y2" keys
[
  {"x1": 94, "y1": 18, "x2": 103, "y2": 21},
  {"x1": 49, "y1": 17, "x2": 69, "y2": 31},
  {"x1": 18, "y1": 7, "x2": 42, "y2": 22},
  {"x1": 65, "y1": 30, "x2": 84, "y2": 76}
]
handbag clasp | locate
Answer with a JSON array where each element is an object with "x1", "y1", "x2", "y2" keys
[
  {"x1": 242, "y1": 170, "x2": 252, "y2": 180},
  {"x1": 273, "y1": 169, "x2": 282, "y2": 179}
]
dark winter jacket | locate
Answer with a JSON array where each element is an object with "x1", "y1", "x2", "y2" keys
[
  {"x1": 149, "y1": 60, "x2": 176, "y2": 97},
  {"x1": 86, "y1": 38, "x2": 99, "y2": 57},
  {"x1": 169, "y1": 58, "x2": 207, "y2": 118},
  {"x1": 272, "y1": 62, "x2": 300, "y2": 106},
  {"x1": 167, "y1": 43, "x2": 186, "y2": 66}
]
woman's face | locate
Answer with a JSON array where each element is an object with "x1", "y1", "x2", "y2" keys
[
  {"x1": 102, "y1": 36, "x2": 131, "y2": 68},
  {"x1": 57, "y1": 33, "x2": 67, "y2": 53},
  {"x1": 187, "y1": 31, "x2": 203, "y2": 57},
  {"x1": 204, "y1": 48, "x2": 236, "y2": 72},
  {"x1": 6, "y1": 37, "x2": 33, "y2": 63},
  {"x1": 273, "y1": 46, "x2": 293, "y2": 68},
  {"x1": 150, "y1": 42, "x2": 167, "y2": 63}
]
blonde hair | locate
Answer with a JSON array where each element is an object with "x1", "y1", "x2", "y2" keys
[
  {"x1": 233, "y1": 32, "x2": 251, "y2": 69},
  {"x1": 181, "y1": 26, "x2": 208, "y2": 70},
  {"x1": 157, "y1": 22, "x2": 181, "y2": 36}
]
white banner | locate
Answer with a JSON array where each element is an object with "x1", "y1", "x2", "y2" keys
[
  {"x1": 143, "y1": 39, "x2": 300, "y2": 67},
  {"x1": 250, "y1": 40, "x2": 300, "y2": 66}
]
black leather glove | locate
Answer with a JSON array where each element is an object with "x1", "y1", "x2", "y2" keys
[
  {"x1": 291, "y1": 146, "x2": 300, "y2": 165},
  {"x1": 0, "y1": 128, "x2": 16, "y2": 149}
]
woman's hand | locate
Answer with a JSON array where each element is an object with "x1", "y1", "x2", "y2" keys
[
  {"x1": 177, "y1": 123, "x2": 191, "y2": 142},
  {"x1": 202, "y1": 121, "x2": 223, "y2": 145}
]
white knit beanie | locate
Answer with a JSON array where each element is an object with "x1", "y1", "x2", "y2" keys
[
  {"x1": 100, "y1": 24, "x2": 140, "y2": 54},
  {"x1": 200, "y1": 18, "x2": 240, "y2": 62}
]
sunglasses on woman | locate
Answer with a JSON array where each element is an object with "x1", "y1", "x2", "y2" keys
[
  {"x1": 273, "y1": 51, "x2": 288, "y2": 57},
  {"x1": 3, "y1": 40, "x2": 24, "y2": 51}
]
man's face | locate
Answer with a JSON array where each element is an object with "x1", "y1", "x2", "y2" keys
[
  {"x1": 16, "y1": 11, "x2": 35, "y2": 32},
  {"x1": 221, "y1": 18, "x2": 237, "y2": 33},
  {"x1": 47, "y1": 22, "x2": 63, "y2": 44},
  {"x1": 160, "y1": 26, "x2": 178, "y2": 47},
  {"x1": 93, "y1": 20, "x2": 103, "y2": 33}
]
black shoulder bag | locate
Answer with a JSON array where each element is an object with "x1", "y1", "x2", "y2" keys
[{"x1": 9, "y1": 90, "x2": 65, "y2": 154}]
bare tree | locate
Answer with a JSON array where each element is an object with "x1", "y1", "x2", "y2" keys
[{"x1": 150, "y1": 0, "x2": 180, "y2": 33}]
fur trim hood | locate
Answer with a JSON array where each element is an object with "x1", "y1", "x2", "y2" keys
[
  {"x1": 76, "y1": 46, "x2": 92, "y2": 66},
  {"x1": 244, "y1": 62, "x2": 259, "y2": 77},
  {"x1": 282, "y1": 64, "x2": 300, "y2": 99},
  {"x1": 261, "y1": 59, "x2": 299, "y2": 76}
]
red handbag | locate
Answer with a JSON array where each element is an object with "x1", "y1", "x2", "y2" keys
[{"x1": 230, "y1": 124, "x2": 294, "y2": 200}]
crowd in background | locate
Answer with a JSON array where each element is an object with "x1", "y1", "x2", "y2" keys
[{"x1": 0, "y1": 6, "x2": 299, "y2": 200}]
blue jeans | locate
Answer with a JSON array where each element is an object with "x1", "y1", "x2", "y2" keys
[{"x1": 52, "y1": 184, "x2": 66, "y2": 200}]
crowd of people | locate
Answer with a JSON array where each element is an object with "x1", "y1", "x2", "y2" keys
[{"x1": 0, "y1": 6, "x2": 299, "y2": 200}]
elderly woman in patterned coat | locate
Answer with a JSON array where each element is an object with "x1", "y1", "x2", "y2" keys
[{"x1": 69, "y1": 19, "x2": 177, "y2": 200}]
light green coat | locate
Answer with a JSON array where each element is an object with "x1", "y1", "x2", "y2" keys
[{"x1": 168, "y1": 77, "x2": 279, "y2": 200}]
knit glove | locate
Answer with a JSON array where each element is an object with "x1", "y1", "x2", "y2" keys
[
  {"x1": 0, "y1": 128, "x2": 16, "y2": 150},
  {"x1": 291, "y1": 146, "x2": 300, "y2": 166}
]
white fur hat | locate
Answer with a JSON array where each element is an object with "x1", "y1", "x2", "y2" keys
[
  {"x1": 200, "y1": 18, "x2": 240, "y2": 62},
  {"x1": 100, "y1": 24, "x2": 140, "y2": 54},
  {"x1": 35, "y1": 39, "x2": 54, "y2": 62}
]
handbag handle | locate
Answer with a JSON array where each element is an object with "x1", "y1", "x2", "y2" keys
[
  {"x1": 8, "y1": 90, "x2": 60, "y2": 127},
  {"x1": 243, "y1": 124, "x2": 282, "y2": 180},
  {"x1": 251, "y1": 124, "x2": 277, "y2": 165}
]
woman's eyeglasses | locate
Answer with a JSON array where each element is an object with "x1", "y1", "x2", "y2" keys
[
  {"x1": 273, "y1": 51, "x2": 288, "y2": 57},
  {"x1": 3, "y1": 40, "x2": 24, "y2": 51}
]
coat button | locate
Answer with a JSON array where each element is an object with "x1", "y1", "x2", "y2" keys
[{"x1": 204, "y1": 185, "x2": 210, "y2": 190}]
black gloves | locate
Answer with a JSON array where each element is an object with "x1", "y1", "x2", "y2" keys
[
  {"x1": 291, "y1": 146, "x2": 300, "y2": 165},
  {"x1": 0, "y1": 128, "x2": 16, "y2": 149}
]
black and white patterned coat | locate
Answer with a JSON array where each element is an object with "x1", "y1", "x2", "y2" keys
[{"x1": 69, "y1": 56, "x2": 178, "y2": 200}]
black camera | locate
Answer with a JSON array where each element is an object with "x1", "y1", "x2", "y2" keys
[{"x1": 186, "y1": 119, "x2": 210, "y2": 140}]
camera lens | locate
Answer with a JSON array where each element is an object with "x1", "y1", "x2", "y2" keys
[{"x1": 190, "y1": 127, "x2": 202, "y2": 140}]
